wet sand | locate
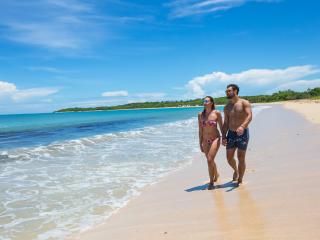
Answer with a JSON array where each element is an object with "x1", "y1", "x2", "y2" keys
[{"x1": 72, "y1": 105, "x2": 320, "y2": 240}]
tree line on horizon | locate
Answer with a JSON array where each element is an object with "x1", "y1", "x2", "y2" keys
[{"x1": 56, "y1": 87, "x2": 320, "y2": 112}]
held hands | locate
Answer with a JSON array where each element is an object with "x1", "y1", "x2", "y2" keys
[{"x1": 222, "y1": 137, "x2": 227, "y2": 146}]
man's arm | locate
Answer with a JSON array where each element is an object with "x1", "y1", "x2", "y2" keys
[{"x1": 240, "y1": 100, "x2": 252, "y2": 129}]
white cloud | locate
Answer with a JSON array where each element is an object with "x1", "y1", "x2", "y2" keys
[
  {"x1": 186, "y1": 65, "x2": 320, "y2": 97},
  {"x1": 0, "y1": 80, "x2": 58, "y2": 102},
  {"x1": 268, "y1": 79, "x2": 320, "y2": 93},
  {"x1": 134, "y1": 92, "x2": 166, "y2": 98},
  {"x1": 0, "y1": 81, "x2": 17, "y2": 94},
  {"x1": 126, "y1": 92, "x2": 167, "y2": 103},
  {"x1": 6, "y1": 22, "x2": 86, "y2": 49},
  {"x1": 211, "y1": 90, "x2": 225, "y2": 98},
  {"x1": 166, "y1": 0, "x2": 279, "y2": 18},
  {"x1": 0, "y1": 1, "x2": 153, "y2": 51},
  {"x1": 45, "y1": 0, "x2": 92, "y2": 12},
  {"x1": 0, "y1": 0, "x2": 102, "y2": 50},
  {"x1": 25, "y1": 66, "x2": 64, "y2": 73},
  {"x1": 101, "y1": 91, "x2": 166, "y2": 100},
  {"x1": 12, "y1": 88, "x2": 59, "y2": 102},
  {"x1": 41, "y1": 99, "x2": 53, "y2": 103},
  {"x1": 102, "y1": 90, "x2": 129, "y2": 97}
]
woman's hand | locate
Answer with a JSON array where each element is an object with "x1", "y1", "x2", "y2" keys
[{"x1": 200, "y1": 143, "x2": 204, "y2": 152}]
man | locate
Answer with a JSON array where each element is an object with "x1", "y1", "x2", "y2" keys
[{"x1": 222, "y1": 84, "x2": 252, "y2": 185}]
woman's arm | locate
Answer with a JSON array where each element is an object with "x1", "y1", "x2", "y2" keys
[
  {"x1": 222, "y1": 107, "x2": 229, "y2": 146},
  {"x1": 217, "y1": 111, "x2": 223, "y2": 136},
  {"x1": 198, "y1": 113, "x2": 204, "y2": 152}
]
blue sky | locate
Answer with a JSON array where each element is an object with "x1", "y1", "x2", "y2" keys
[{"x1": 0, "y1": 0, "x2": 319, "y2": 114}]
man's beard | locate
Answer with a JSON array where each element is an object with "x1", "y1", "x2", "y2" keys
[{"x1": 227, "y1": 94, "x2": 234, "y2": 99}]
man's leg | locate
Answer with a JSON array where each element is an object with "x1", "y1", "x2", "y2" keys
[
  {"x1": 226, "y1": 148, "x2": 238, "y2": 181},
  {"x1": 237, "y1": 149, "x2": 247, "y2": 184},
  {"x1": 237, "y1": 128, "x2": 249, "y2": 184}
]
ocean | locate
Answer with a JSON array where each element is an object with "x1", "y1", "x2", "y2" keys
[{"x1": 0, "y1": 106, "x2": 269, "y2": 240}]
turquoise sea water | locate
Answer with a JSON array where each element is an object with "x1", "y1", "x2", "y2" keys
[
  {"x1": 0, "y1": 107, "x2": 205, "y2": 149},
  {"x1": 0, "y1": 106, "x2": 269, "y2": 240}
]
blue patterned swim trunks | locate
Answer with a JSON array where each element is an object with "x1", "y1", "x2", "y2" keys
[{"x1": 226, "y1": 129, "x2": 249, "y2": 150}]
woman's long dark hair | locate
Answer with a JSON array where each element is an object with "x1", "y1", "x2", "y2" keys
[{"x1": 201, "y1": 96, "x2": 215, "y2": 119}]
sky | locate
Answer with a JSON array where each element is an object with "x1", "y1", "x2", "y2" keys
[{"x1": 0, "y1": 0, "x2": 319, "y2": 114}]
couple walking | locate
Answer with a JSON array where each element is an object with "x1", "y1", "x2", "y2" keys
[{"x1": 198, "y1": 84, "x2": 252, "y2": 190}]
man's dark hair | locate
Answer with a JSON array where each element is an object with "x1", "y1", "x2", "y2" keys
[{"x1": 227, "y1": 84, "x2": 239, "y2": 94}]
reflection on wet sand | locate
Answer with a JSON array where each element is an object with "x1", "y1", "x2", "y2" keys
[
  {"x1": 212, "y1": 185, "x2": 269, "y2": 239},
  {"x1": 213, "y1": 188, "x2": 237, "y2": 239}
]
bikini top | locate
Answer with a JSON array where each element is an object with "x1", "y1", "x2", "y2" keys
[{"x1": 202, "y1": 119, "x2": 217, "y2": 127}]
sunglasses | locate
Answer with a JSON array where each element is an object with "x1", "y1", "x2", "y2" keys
[{"x1": 203, "y1": 99, "x2": 210, "y2": 103}]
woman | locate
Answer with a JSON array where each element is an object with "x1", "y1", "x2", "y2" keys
[{"x1": 198, "y1": 96, "x2": 223, "y2": 190}]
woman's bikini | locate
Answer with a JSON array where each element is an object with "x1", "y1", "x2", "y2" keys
[
  {"x1": 202, "y1": 119, "x2": 217, "y2": 127},
  {"x1": 202, "y1": 118, "x2": 220, "y2": 145}
]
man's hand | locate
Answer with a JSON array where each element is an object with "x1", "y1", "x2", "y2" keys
[
  {"x1": 222, "y1": 137, "x2": 227, "y2": 146},
  {"x1": 236, "y1": 126, "x2": 245, "y2": 136}
]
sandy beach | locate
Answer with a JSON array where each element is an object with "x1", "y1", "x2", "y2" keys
[
  {"x1": 72, "y1": 104, "x2": 320, "y2": 240},
  {"x1": 283, "y1": 99, "x2": 320, "y2": 124}
]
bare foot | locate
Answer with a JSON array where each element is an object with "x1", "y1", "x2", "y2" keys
[
  {"x1": 233, "y1": 171, "x2": 238, "y2": 181},
  {"x1": 237, "y1": 178, "x2": 243, "y2": 186},
  {"x1": 207, "y1": 182, "x2": 214, "y2": 190},
  {"x1": 214, "y1": 173, "x2": 219, "y2": 182}
]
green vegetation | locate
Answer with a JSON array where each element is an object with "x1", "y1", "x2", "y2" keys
[
  {"x1": 56, "y1": 87, "x2": 320, "y2": 112},
  {"x1": 312, "y1": 95, "x2": 320, "y2": 100},
  {"x1": 243, "y1": 87, "x2": 320, "y2": 103}
]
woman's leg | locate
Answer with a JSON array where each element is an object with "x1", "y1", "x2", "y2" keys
[
  {"x1": 206, "y1": 159, "x2": 214, "y2": 184},
  {"x1": 203, "y1": 143, "x2": 214, "y2": 185},
  {"x1": 207, "y1": 138, "x2": 221, "y2": 182}
]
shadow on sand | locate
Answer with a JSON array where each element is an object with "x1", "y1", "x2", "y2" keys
[{"x1": 185, "y1": 181, "x2": 238, "y2": 192}]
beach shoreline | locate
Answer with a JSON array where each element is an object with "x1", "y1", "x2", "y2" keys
[
  {"x1": 283, "y1": 99, "x2": 320, "y2": 124},
  {"x1": 54, "y1": 105, "x2": 204, "y2": 113},
  {"x1": 71, "y1": 104, "x2": 320, "y2": 240}
]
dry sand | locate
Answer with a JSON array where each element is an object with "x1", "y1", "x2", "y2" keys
[
  {"x1": 283, "y1": 99, "x2": 320, "y2": 124},
  {"x1": 72, "y1": 104, "x2": 320, "y2": 240}
]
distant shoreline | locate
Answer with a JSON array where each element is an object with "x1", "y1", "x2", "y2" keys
[
  {"x1": 53, "y1": 100, "x2": 311, "y2": 113},
  {"x1": 54, "y1": 103, "x2": 275, "y2": 113},
  {"x1": 54, "y1": 105, "x2": 204, "y2": 113},
  {"x1": 55, "y1": 88, "x2": 320, "y2": 113}
]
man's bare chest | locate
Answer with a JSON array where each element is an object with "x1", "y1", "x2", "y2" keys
[{"x1": 227, "y1": 103, "x2": 245, "y2": 116}]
